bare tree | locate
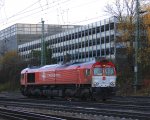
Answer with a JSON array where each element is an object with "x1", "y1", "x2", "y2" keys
[
  {"x1": 105, "y1": 0, "x2": 136, "y2": 22},
  {"x1": 105, "y1": 0, "x2": 150, "y2": 95},
  {"x1": 104, "y1": 0, "x2": 150, "y2": 94}
]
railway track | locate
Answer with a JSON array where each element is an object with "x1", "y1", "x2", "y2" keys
[
  {"x1": 0, "y1": 96, "x2": 149, "y2": 120},
  {"x1": 0, "y1": 107, "x2": 65, "y2": 120}
]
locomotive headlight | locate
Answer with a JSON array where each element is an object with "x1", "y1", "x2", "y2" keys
[
  {"x1": 94, "y1": 82, "x2": 99, "y2": 87},
  {"x1": 109, "y1": 77, "x2": 116, "y2": 87},
  {"x1": 109, "y1": 82, "x2": 115, "y2": 87}
]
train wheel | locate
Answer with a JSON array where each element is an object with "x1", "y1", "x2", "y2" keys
[
  {"x1": 102, "y1": 98, "x2": 106, "y2": 102},
  {"x1": 81, "y1": 95, "x2": 87, "y2": 101}
]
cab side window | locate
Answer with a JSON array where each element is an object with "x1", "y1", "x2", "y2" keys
[{"x1": 85, "y1": 69, "x2": 90, "y2": 76}]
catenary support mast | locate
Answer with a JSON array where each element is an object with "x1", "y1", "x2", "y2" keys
[
  {"x1": 134, "y1": 0, "x2": 140, "y2": 93},
  {"x1": 41, "y1": 19, "x2": 46, "y2": 66}
]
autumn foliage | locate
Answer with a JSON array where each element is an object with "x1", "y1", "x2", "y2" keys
[
  {"x1": 0, "y1": 51, "x2": 27, "y2": 91},
  {"x1": 105, "y1": 0, "x2": 150, "y2": 95}
]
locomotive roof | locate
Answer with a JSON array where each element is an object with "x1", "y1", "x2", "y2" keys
[
  {"x1": 21, "y1": 60, "x2": 115, "y2": 73},
  {"x1": 55, "y1": 60, "x2": 96, "y2": 70},
  {"x1": 40, "y1": 64, "x2": 60, "y2": 69}
]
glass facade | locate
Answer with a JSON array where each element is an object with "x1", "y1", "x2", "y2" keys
[
  {"x1": 0, "y1": 23, "x2": 78, "y2": 55},
  {"x1": 18, "y1": 17, "x2": 117, "y2": 63}
]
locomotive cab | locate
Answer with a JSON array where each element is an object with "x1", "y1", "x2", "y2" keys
[{"x1": 91, "y1": 61, "x2": 116, "y2": 100}]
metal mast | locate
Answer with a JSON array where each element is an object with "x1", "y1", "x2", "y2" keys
[
  {"x1": 134, "y1": 0, "x2": 140, "y2": 93},
  {"x1": 41, "y1": 19, "x2": 46, "y2": 66}
]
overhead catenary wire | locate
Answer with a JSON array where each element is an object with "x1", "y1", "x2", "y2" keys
[
  {"x1": 0, "y1": 0, "x2": 73, "y2": 22},
  {"x1": 11, "y1": 0, "x2": 40, "y2": 17},
  {"x1": 0, "y1": 0, "x2": 73, "y2": 27},
  {"x1": 0, "y1": 0, "x2": 110, "y2": 29}
]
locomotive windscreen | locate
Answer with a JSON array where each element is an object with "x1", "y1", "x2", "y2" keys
[
  {"x1": 105, "y1": 67, "x2": 115, "y2": 76},
  {"x1": 93, "y1": 68, "x2": 103, "y2": 75},
  {"x1": 93, "y1": 67, "x2": 115, "y2": 76},
  {"x1": 27, "y1": 73, "x2": 35, "y2": 83}
]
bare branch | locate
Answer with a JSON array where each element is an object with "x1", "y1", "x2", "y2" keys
[{"x1": 104, "y1": 0, "x2": 137, "y2": 22}]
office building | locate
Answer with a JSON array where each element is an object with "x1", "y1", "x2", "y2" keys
[
  {"x1": 18, "y1": 16, "x2": 117, "y2": 63},
  {"x1": 0, "y1": 23, "x2": 79, "y2": 55}
]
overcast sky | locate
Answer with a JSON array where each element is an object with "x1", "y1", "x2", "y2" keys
[{"x1": 0, "y1": 0, "x2": 114, "y2": 30}]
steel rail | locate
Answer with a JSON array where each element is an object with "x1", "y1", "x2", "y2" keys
[
  {"x1": 0, "y1": 99, "x2": 149, "y2": 120},
  {"x1": 0, "y1": 107, "x2": 65, "y2": 120}
]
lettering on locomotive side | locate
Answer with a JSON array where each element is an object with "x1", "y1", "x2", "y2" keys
[
  {"x1": 48, "y1": 74, "x2": 55, "y2": 77},
  {"x1": 48, "y1": 74, "x2": 61, "y2": 77},
  {"x1": 41, "y1": 72, "x2": 61, "y2": 80}
]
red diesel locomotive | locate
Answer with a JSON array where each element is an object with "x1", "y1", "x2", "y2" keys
[{"x1": 20, "y1": 59, "x2": 116, "y2": 100}]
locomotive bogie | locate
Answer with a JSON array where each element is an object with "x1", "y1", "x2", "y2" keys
[{"x1": 21, "y1": 84, "x2": 92, "y2": 99}]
